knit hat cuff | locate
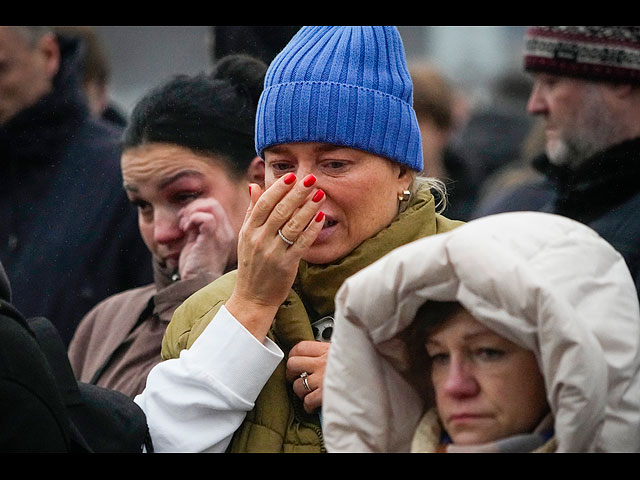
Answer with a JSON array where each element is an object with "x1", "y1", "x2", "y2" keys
[
  {"x1": 255, "y1": 79, "x2": 423, "y2": 171},
  {"x1": 524, "y1": 27, "x2": 640, "y2": 84}
]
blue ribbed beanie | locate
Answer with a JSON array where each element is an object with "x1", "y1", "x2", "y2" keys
[{"x1": 255, "y1": 26, "x2": 423, "y2": 171}]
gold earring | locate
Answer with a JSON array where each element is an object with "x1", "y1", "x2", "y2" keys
[{"x1": 398, "y1": 190, "x2": 411, "y2": 202}]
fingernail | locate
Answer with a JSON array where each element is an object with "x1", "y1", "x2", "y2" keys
[
  {"x1": 312, "y1": 189, "x2": 325, "y2": 202},
  {"x1": 315, "y1": 211, "x2": 325, "y2": 222},
  {"x1": 248, "y1": 185, "x2": 252, "y2": 195},
  {"x1": 303, "y1": 174, "x2": 316, "y2": 187},
  {"x1": 284, "y1": 173, "x2": 296, "y2": 185}
]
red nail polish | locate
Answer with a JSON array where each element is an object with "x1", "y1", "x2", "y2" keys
[
  {"x1": 284, "y1": 173, "x2": 296, "y2": 185},
  {"x1": 315, "y1": 211, "x2": 325, "y2": 222},
  {"x1": 303, "y1": 174, "x2": 317, "y2": 187},
  {"x1": 248, "y1": 185, "x2": 252, "y2": 195},
  {"x1": 312, "y1": 190, "x2": 325, "y2": 202}
]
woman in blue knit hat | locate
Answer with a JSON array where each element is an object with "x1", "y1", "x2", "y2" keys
[{"x1": 135, "y1": 26, "x2": 463, "y2": 453}]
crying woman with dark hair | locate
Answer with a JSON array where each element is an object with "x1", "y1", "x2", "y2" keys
[{"x1": 68, "y1": 55, "x2": 267, "y2": 399}]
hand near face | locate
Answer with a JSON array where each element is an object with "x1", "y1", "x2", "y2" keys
[
  {"x1": 286, "y1": 340, "x2": 330, "y2": 413},
  {"x1": 177, "y1": 197, "x2": 237, "y2": 281},
  {"x1": 225, "y1": 173, "x2": 325, "y2": 341}
]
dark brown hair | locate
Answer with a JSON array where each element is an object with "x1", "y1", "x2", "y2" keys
[{"x1": 399, "y1": 301, "x2": 463, "y2": 403}]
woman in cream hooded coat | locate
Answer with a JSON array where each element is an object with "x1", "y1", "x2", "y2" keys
[{"x1": 322, "y1": 211, "x2": 640, "y2": 453}]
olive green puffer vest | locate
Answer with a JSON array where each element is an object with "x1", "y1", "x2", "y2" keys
[{"x1": 161, "y1": 180, "x2": 463, "y2": 452}]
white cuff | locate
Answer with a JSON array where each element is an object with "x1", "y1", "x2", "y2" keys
[{"x1": 182, "y1": 305, "x2": 284, "y2": 401}]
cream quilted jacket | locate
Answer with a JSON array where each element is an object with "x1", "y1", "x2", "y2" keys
[{"x1": 322, "y1": 212, "x2": 640, "y2": 453}]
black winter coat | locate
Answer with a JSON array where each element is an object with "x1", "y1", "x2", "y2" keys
[
  {"x1": 0, "y1": 35, "x2": 152, "y2": 346},
  {"x1": 475, "y1": 137, "x2": 640, "y2": 298},
  {"x1": 0, "y1": 261, "x2": 152, "y2": 453},
  {"x1": 0, "y1": 262, "x2": 72, "y2": 451}
]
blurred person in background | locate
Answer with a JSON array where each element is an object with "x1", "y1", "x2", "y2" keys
[
  {"x1": 410, "y1": 62, "x2": 475, "y2": 220},
  {"x1": 53, "y1": 26, "x2": 127, "y2": 127},
  {"x1": 0, "y1": 26, "x2": 151, "y2": 346},
  {"x1": 447, "y1": 71, "x2": 534, "y2": 203},
  {"x1": 471, "y1": 117, "x2": 548, "y2": 217},
  {"x1": 477, "y1": 26, "x2": 640, "y2": 297}
]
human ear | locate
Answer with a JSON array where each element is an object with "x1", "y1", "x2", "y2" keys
[
  {"x1": 36, "y1": 33, "x2": 60, "y2": 81},
  {"x1": 397, "y1": 165, "x2": 415, "y2": 191},
  {"x1": 247, "y1": 156, "x2": 265, "y2": 189}
]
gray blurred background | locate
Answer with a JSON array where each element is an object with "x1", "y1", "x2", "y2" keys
[{"x1": 91, "y1": 26, "x2": 529, "y2": 118}]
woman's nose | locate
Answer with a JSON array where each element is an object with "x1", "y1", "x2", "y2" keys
[
  {"x1": 296, "y1": 167, "x2": 316, "y2": 184},
  {"x1": 442, "y1": 358, "x2": 480, "y2": 398},
  {"x1": 153, "y1": 209, "x2": 182, "y2": 244}
]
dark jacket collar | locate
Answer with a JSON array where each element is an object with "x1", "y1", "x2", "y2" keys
[{"x1": 533, "y1": 137, "x2": 640, "y2": 221}]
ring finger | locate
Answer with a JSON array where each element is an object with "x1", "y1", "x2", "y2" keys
[
  {"x1": 294, "y1": 371, "x2": 314, "y2": 397},
  {"x1": 277, "y1": 188, "x2": 325, "y2": 247}
]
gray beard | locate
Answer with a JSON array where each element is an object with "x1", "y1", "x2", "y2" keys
[
  {"x1": 546, "y1": 138, "x2": 601, "y2": 170},
  {"x1": 545, "y1": 84, "x2": 624, "y2": 170}
]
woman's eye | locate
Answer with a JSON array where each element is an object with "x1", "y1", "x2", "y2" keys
[
  {"x1": 267, "y1": 161, "x2": 294, "y2": 173},
  {"x1": 474, "y1": 348, "x2": 505, "y2": 361},
  {"x1": 324, "y1": 160, "x2": 347, "y2": 170},
  {"x1": 174, "y1": 191, "x2": 201, "y2": 203},
  {"x1": 131, "y1": 199, "x2": 150, "y2": 211},
  {"x1": 428, "y1": 352, "x2": 449, "y2": 365}
]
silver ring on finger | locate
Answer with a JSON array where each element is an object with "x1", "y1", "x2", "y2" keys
[
  {"x1": 278, "y1": 228, "x2": 295, "y2": 246},
  {"x1": 300, "y1": 371, "x2": 312, "y2": 392}
]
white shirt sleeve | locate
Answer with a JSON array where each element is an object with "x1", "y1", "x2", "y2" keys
[{"x1": 134, "y1": 305, "x2": 284, "y2": 453}]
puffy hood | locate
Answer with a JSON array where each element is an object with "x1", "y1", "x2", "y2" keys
[{"x1": 322, "y1": 211, "x2": 640, "y2": 453}]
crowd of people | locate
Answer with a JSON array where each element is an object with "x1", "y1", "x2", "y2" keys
[{"x1": 1, "y1": 25, "x2": 639, "y2": 453}]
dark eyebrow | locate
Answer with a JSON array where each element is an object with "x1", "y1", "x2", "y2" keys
[
  {"x1": 123, "y1": 170, "x2": 205, "y2": 195},
  {"x1": 157, "y1": 170, "x2": 204, "y2": 189}
]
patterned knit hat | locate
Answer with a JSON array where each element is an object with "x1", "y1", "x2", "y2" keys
[
  {"x1": 524, "y1": 26, "x2": 640, "y2": 84},
  {"x1": 255, "y1": 26, "x2": 423, "y2": 171}
]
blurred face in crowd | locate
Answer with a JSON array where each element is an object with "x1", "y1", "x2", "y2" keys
[
  {"x1": 0, "y1": 26, "x2": 59, "y2": 125},
  {"x1": 417, "y1": 115, "x2": 449, "y2": 179},
  {"x1": 424, "y1": 308, "x2": 549, "y2": 445},
  {"x1": 121, "y1": 143, "x2": 249, "y2": 271},
  {"x1": 527, "y1": 72, "x2": 623, "y2": 169},
  {"x1": 263, "y1": 142, "x2": 413, "y2": 265}
]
